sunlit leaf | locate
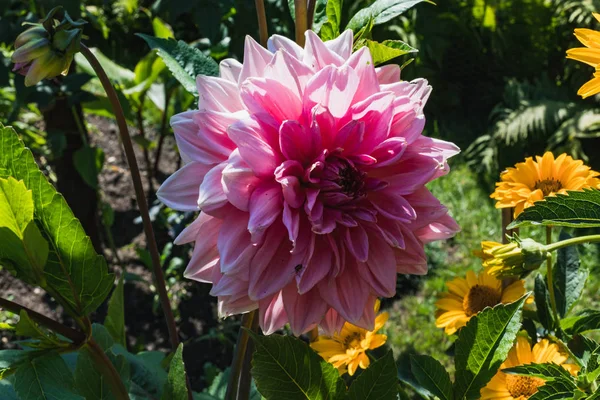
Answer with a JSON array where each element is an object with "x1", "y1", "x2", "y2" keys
[
  {"x1": 105, "y1": 275, "x2": 126, "y2": 347},
  {"x1": 347, "y1": 0, "x2": 430, "y2": 31},
  {"x1": 161, "y1": 344, "x2": 188, "y2": 400}
]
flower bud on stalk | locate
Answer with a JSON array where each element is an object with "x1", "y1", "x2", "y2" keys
[
  {"x1": 11, "y1": 7, "x2": 85, "y2": 87},
  {"x1": 479, "y1": 237, "x2": 549, "y2": 278}
]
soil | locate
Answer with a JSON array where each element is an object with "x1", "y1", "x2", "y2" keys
[{"x1": 0, "y1": 115, "x2": 235, "y2": 391}]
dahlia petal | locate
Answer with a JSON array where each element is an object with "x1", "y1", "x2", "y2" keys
[
  {"x1": 197, "y1": 76, "x2": 244, "y2": 112},
  {"x1": 283, "y1": 202, "x2": 300, "y2": 243},
  {"x1": 221, "y1": 149, "x2": 261, "y2": 211},
  {"x1": 210, "y1": 273, "x2": 248, "y2": 296},
  {"x1": 191, "y1": 110, "x2": 239, "y2": 158},
  {"x1": 346, "y1": 47, "x2": 380, "y2": 102},
  {"x1": 171, "y1": 111, "x2": 224, "y2": 165},
  {"x1": 241, "y1": 77, "x2": 302, "y2": 123},
  {"x1": 304, "y1": 64, "x2": 359, "y2": 119},
  {"x1": 267, "y1": 34, "x2": 303, "y2": 59},
  {"x1": 218, "y1": 210, "x2": 256, "y2": 277},
  {"x1": 369, "y1": 190, "x2": 416, "y2": 222},
  {"x1": 259, "y1": 291, "x2": 288, "y2": 334},
  {"x1": 374, "y1": 218, "x2": 405, "y2": 248},
  {"x1": 370, "y1": 137, "x2": 407, "y2": 167},
  {"x1": 278, "y1": 174, "x2": 304, "y2": 209},
  {"x1": 239, "y1": 35, "x2": 274, "y2": 82},
  {"x1": 219, "y1": 58, "x2": 242, "y2": 82},
  {"x1": 311, "y1": 105, "x2": 337, "y2": 151},
  {"x1": 324, "y1": 30, "x2": 353, "y2": 60},
  {"x1": 218, "y1": 296, "x2": 258, "y2": 318},
  {"x1": 297, "y1": 234, "x2": 332, "y2": 294},
  {"x1": 282, "y1": 283, "x2": 328, "y2": 335},
  {"x1": 333, "y1": 120, "x2": 365, "y2": 154},
  {"x1": 320, "y1": 308, "x2": 346, "y2": 336},
  {"x1": 350, "y1": 91, "x2": 395, "y2": 153},
  {"x1": 303, "y1": 30, "x2": 345, "y2": 70},
  {"x1": 344, "y1": 225, "x2": 369, "y2": 262},
  {"x1": 157, "y1": 161, "x2": 208, "y2": 211},
  {"x1": 360, "y1": 232, "x2": 397, "y2": 297},
  {"x1": 183, "y1": 214, "x2": 223, "y2": 282},
  {"x1": 248, "y1": 182, "x2": 283, "y2": 241},
  {"x1": 228, "y1": 117, "x2": 281, "y2": 177},
  {"x1": 279, "y1": 120, "x2": 320, "y2": 163},
  {"x1": 264, "y1": 50, "x2": 312, "y2": 97},
  {"x1": 394, "y1": 230, "x2": 428, "y2": 275},
  {"x1": 174, "y1": 213, "x2": 206, "y2": 245},
  {"x1": 376, "y1": 65, "x2": 401, "y2": 84},
  {"x1": 198, "y1": 162, "x2": 228, "y2": 213},
  {"x1": 415, "y1": 214, "x2": 461, "y2": 243}
]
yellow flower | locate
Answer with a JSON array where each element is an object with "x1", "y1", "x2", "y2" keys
[
  {"x1": 481, "y1": 336, "x2": 579, "y2": 399},
  {"x1": 478, "y1": 239, "x2": 548, "y2": 278},
  {"x1": 310, "y1": 302, "x2": 388, "y2": 376},
  {"x1": 566, "y1": 13, "x2": 600, "y2": 98},
  {"x1": 435, "y1": 269, "x2": 526, "y2": 335},
  {"x1": 490, "y1": 152, "x2": 600, "y2": 217}
]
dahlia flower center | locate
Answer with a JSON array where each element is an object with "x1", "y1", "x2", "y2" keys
[
  {"x1": 320, "y1": 157, "x2": 367, "y2": 200},
  {"x1": 534, "y1": 178, "x2": 562, "y2": 196},
  {"x1": 505, "y1": 374, "x2": 544, "y2": 397},
  {"x1": 463, "y1": 285, "x2": 501, "y2": 316}
]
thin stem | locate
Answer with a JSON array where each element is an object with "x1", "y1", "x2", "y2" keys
[
  {"x1": 0, "y1": 297, "x2": 85, "y2": 344},
  {"x1": 152, "y1": 89, "x2": 172, "y2": 176},
  {"x1": 225, "y1": 311, "x2": 257, "y2": 400},
  {"x1": 307, "y1": 0, "x2": 316, "y2": 30},
  {"x1": 87, "y1": 339, "x2": 130, "y2": 400},
  {"x1": 79, "y1": 44, "x2": 180, "y2": 352},
  {"x1": 237, "y1": 314, "x2": 259, "y2": 400},
  {"x1": 255, "y1": 0, "x2": 269, "y2": 47},
  {"x1": 545, "y1": 226, "x2": 560, "y2": 327},
  {"x1": 136, "y1": 95, "x2": 154, "y2": 194},
  {"x1": 546, "y1": 234, "x2": 600, "y2": 252},
  {"x1": 294, "y1": 0, "x2": 308, "y2": 46}
]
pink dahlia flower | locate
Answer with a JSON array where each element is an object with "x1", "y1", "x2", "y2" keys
[{"x1": 158, "y1": 30, "x2": 460, "y2": 335}]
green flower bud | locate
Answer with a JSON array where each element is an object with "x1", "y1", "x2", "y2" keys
[{"x1": 481, "y1": 237, "x2": 549, "y2": 278}]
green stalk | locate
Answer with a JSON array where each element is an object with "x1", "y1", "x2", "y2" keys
[
  {"x1": 545, "y1": 226, "x2": 560, "y2": 328},
  {"x1": 86, "y1": 339, "x2": 130, "y2": 400},
  {"x1": 546, "y1": 233, "x2": 600, "y2": 252},
  {"x1": 225, "y1": 310, "x2": 257, "y2": 400}
]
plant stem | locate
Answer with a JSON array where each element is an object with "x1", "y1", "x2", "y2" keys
[
  {"x1": 152, "y1": 89, "x2": 172, "y2": 176},
  {"x1": 237, "y1": 315, "x2": 259, "y2": 400},
  {"x1": 87, "y1": 339, "x2": 130, "y2": 400},
  {"x1": 79, "y1": 44, "x2": 180, "y2": 352},
  {"x1": 0, "y1": 297, "x2": 85, "y2": 344},
  {"x1": 546, "y1": 234, "x2": 600, "y2": 252},
  {"x1": 255, "y1": 0, "x2": 269, "y2": 47},
  {"x1": 307, "y1": 0, "x2": 316, "y2": 30},
  {"x1": 136, "y1": 95, "x2": 154, "y2": 194},
  {"x1": 294, "y1": 0, "x2": 308, "y2": 46},
  {"x1": 225, "y1": 310, "x2": 257, "y2": 400},
  {"x1": 545, "y1": 226, "x2": 560, "y2": 327}
]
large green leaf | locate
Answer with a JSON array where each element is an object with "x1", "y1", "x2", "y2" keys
[
  {"x1": 346, "y1": 0, "x2": 429, "y2": 31},
  {"x1": 347, "y1": 352, "x2": 397, "y2": 400},
  {"x1": 553, "y1": 232, "x2": 588, "y2": 318},
  {"x1": 319, "y1": 0, "x2": 343, "y2": 41},
  {"x1": 453, "y1": 295, "x2": 528, "y2": 400},
  {"x1": 363, "y1": 40, "x2": 417, "y2": 66},
  {"x1": 248, "y1": 331, "x2": 346, "y2": 400},
  {"x1": 162, "y1": 344, "x2": 189, "y2": 400},
  {"x1": 528, "y1": 377, "x2": 579, "y2": 400},
  {"x1": 105, "y1": 275, "x2": 126, "y2": 347},
  {"x1": 410, "y1": 354, "x2": 453, "y2": 400},
  {"x1": 0, "y1": 125, "x2": 114, "y2": 317},
  {"x1": 502, "y1": 362, "x2": 573, "y2": 381},
  {"x1": 12, "y1": 352, "x2": 84, "y2": 400},
  {"x1": 15, "y1": 310, "x2": 71, "y2": 350},
  {"x1": 136, "y1": 34, "x2": 219, "y2": 95},
  {"x1": 73, "y1": 145, "x2": 104, "y2": 190},
  {"x1": 534, "y1": 274, "x2": 555, "y2": 332},
  {"x1": 0, "y1": 177, "x2": 48, "y2": 285},
  {"x1": 561, "y1": 310, "x2": 600, "y2": 335},
  {"x1": 508, "y1": 189, "x2": 600, "y2": 229}
]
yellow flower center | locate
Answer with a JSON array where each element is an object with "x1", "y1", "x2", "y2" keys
[
  {"x1": 534, "y1": 178, "x2": 562, "y2": 196},
  {"x1": 463, "y1": 285, "x2": 501, "y2": 316},
  {"x1": 343, "y1": 332, "x2": 363, "y2": 349},
  {"x1": 505, "y1": 374, "x2": 545, "y2": 398}
]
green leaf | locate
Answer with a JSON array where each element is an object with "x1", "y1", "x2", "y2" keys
[
  {"x1": 502, "y1": 362, "x2": 573, "y2": 381},
  {"x1": 311, "y1": 0, "x2": 329, "y2": 32},
  {"x1": 12, "y1": 352, "x2": 84, "y2": 400},
  {"x1": 136, "y1": 34, "x2": 219, "y2": 95},
  {"x1": 561, "y1": 310, "x2": 600, "y2": 335},
  {"x1": 0, "y1": 380, "x2": 17, "y2": 400},
  {"x1": 453, "y1": 294, "x2": 528, "y2": 400},
  {"x1": 346, "y1": 0, "x2": 430, "y2": 31},
  {"x1": 410, "y1": 354, "x2": 453, "y2": 400},
  {"x1": 162, "y1": 343, "x2": 189, "y2": 400},
  {"x1": 105, "y1": 275, "x2": 126, "y2": 347},
  {"x1": 152, "y1": 17, "x2": 175, "y2": 39},
  {"x1": 248, "y1": 331, "x2": 346, "y2": 400},
  {"x1": 75, "y1": 48, "x2": 136, "y2": 87},
  {"x1": 568, "y1": 335, "x2": 599, "y2": 370},
  {"x1": 508, "y1": 189, "x2": 600, "y2": 229},
  {"x1": 0, "y1": 350, "x2": 30, "y2": 379},
  {"x1": 553, "y1": 231, "x2": 588, "y2": 318},
  {"x1": 347, "y1": 352, "x2": 397, "y2": 400},
  {"x1": 364, "y1": 40, "x2": 417, "y2": 66},
  {"x1": 0, "y1": 176, "x2": 48, "y2": 285},
  {"x1": 73, "y1": 145, "x2": 104, "y2": 190},
  {"x1": 15, "y1": 310, "x2": 71, "y2": 349},
  {"x1": 534, "y1": 274, "x2": 555, "y2": 332},
  {"x1": 0, "y1": 125, "x2": 114, "y2": 317},
  {"x1": 323, "y1": 0, "x2": 343, "y2": 39},
  {"x1": 528, "y1": 377, "x2": 578, "y2": 400}
]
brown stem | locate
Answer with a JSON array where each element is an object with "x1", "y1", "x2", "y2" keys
[
  {"x1": 79, "y1": 44, "x2": 180, "y2": 352},
  {"x1": 294, "y1": 0, "x2": 308, "y2": 46},
  {"x1": 87, "y1": 339, "x2": 130, "y2": 400},
  {"x1": 255, "y1": 0, "x2": 269, "y2": 47},
  {"x1": 307, "y1": 0, "x2": 316, "y2": 30},
  {"x1": 152, "y1": 89, "x2": 172, "y2": 176},
  {"x1": 237, "y1": 315, "x2": 259, "y2": 400},
  {"x1": 136, "y1": 97, "x2": 154, "y2": 194},
  {"x1": 225, "y1": 311, "x2": 257, "y2": 400},
  {"x1": 0, "y1": 297, "x2": 85, "y2": 344}
]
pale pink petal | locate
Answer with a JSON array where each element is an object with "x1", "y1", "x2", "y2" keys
[
  {"x1": 218, "y1": 209, "x2": 256, "y2": 277},
  {"x1": 219, "y1": 58, "x2": 242, "y2": 82},
  {"x1": 239, "y1": 35, "x2": 274, "y2": 82},
  {"x1": 282, "y1": 283, "x2": 328, "y2": 335},
  {"x1": 221, "y1": 149, "x2": 261, "y2": 212},
  {"x1": 303, "y1": 65, "x2": 359, "y2": 119},
  {"x1": 197, "y1": 76, "x2": 244, "y2": 112},
  {"x1": 303, "y1": 30, "x2": 345, "y2": 70},
  {"x1": 345, "y1": 47, "x2": 380, "y2": 102},
  {"x1": 183, "y1": 215, "x2": 223, "y2": 282},
  {"x1": 198, "y1": 162, "x2": 228, "y2": 213},
  {"x1": 376, "y1": 65, "x2": 401, "y2": 84},
  {"x1": 267, "y1": 34, "x2": 303, "y2": 59},
  {"x1": 264, "y1": 50, "x2": 312, "y2": 96},
  {"x1": 228, "y1": 117, "x2": 281, "y2": 177},
  {"x1": 241, "y1": 77, "x2": 302, "y2": 123},
  {"x1": 320, "y1": 308, "x2": 345, "y2": 336},
  {"x1": 174, "y1": 212, "x2": 208, "y2": 245},
  {"x1": 324, "y1": 30, "x2": 353, "y2": 60},
  {"x1": 157, "y1": 161, "x2": 208, "y2": 211},
  {"x1": 259, "y1": 291, "x2": 288, "y2": 334},
  {"x1": 171, "y1": 111, "x2": 224, "y2": 165}
]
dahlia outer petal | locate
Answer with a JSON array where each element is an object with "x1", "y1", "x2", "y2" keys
[
  {"x1": 218, "y1": 296, "x2": 258, "y2": 318},
  {"x1": 174, "y1": 213, "x2": 207, "y2": 245},
  {"x1": 370, "y1": 137, "x2": 407, "y2": 167},
  {"x1": 265, "y1": 50, "x2": 312, "y2": 97},
  {"x1": 156, "y1": 161, "x2": 208, "y2": 211},
  {"x1": 350, "y1": 91, "x2": 395, "y2": 153},
  {"x1": 346, "y1": 47, "x2": 380, "y2": 103},
  {"x1": 374, "y1": 218, "x2": 405, "y2": 248},
  {"x1": 320, "y1": 308, "x2": 346, "y2": 336},
  {"x1": 297, "y1": 234, "x2": 332, "y2": 294},
  {"x1": 282, "y1": 283, "x2": 328, "y2": 335},
  {"x1": 324, "y1": 30, "x2": 354, "y2": 60},
  {"x1": 279, "y1": 120, "x2": 320, "y2": 163},
  {"x1": 374, "y1": 151, "x2": 441, "y2": 195},
  {"x1": 344, "y1": 225, "x2": 369, "y2": 262},
  {"x1": 259, "y1": 291, "x2": 288, "y2": 335},
  {"x1": 219, "y1": 58, "x2": 242, "y2": 82},
  {"x1": 183, "y1": 215, "x2": 223, "y2": 282},
  {"x1": 171, "y1": 111, "x2": 224, "y2": 165},
  {"x1": 221, "y1": 150, "x2": 260, "y2": 212},
  {"x1": 311, "y1": 105, "x2": 337, "y2": 151},
  {"x1": 198, "y1": 162, "x2": 228, "y2": 214},
  {"x1": 304, "y1": 64, "x2": 359, "y2": 119},
  {"x1": 248, "y1": 182, "x2": 283, "y2": 242},
  {"x1": 376, "y1": 65, "x2": 401, "y2": 84},
  {"x1": 267, "y1": 34, "x2": 303, "y2": 59},
  {"x1": 416, "y1": 217, "x2": 461, "y2": 243},
  {"x1": 210, "y1": 273, "x2": 248, "y2": 296},
  {"x1": 228, "y1": 117, "x2": 281, "y2": 178},
  {"x1": 352, "y1": 296, "x2": 378, "y2": 330},
  {"x1": 360, "y1": 232, "x2": 397, "y2": 297},
  {"x1": 191, "y1": 110, "x2": 239, "y2": 158},
  {"x1": 304, "y1": 30, "x2": 345, "y2": 70},
  {"x1": 239, "y1": 35, "x2": 274, "y2": 82},
  {"x1": 241, "y1": 77, "x2": 302, "y2": 123},
  {"x1": 218, "y1": 209, "x2": 256, "y2": 278},
  {"x1": 196, "y1": 76, "x2": 244, "y2": 112},
  {"x1": 369, "y1": 190, "x2": 416, "y2": 222},
  {"x1": 394, "y1": 230, "x2": 428, "y2": 275}
]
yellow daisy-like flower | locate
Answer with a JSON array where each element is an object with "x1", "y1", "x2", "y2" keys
[
  {"x1": 566, "y1": 13, "x2": 600, "y2": 98},
  {"x1": 310, "y1": 303, "x2": 388, "y2": 376},
  {"x1": 481, "y1": 336, "x2": 579, "y2": 399},
  {"x1": 477, "y1": 239, "x2": 548, "y2": 278},
  {"x1": 435, "y1": 269, "x2": 526, "y2": 335},
  {"x1": 490, "y1": 152, "x2": 600, "y2": 217}
]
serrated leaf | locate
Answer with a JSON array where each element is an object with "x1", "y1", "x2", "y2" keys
[
  {"x1": 554, "y1": 232, "x2": 588, "y2": 318},
  {"x1": 0, "y1": 125, "x2": 114, "y2": 317},
  {"x1": 346, "y1": 0, "x2": 429, "y2": 31},
  {"x1": 528, "y1": 377, "x2": 578, "y2": 400},
  {"x1": 508, "y1": 189, "x2": 600, "y2": 229},
  {"x1": 15, "y1": 310, "x2": 71, "y2": 349},
  {"x1": 534, "y1": 274, "x2": 556, "y2": 332},
  {"x1": 248, "y1": 331, "x2": 346, "y2": 400},
  {"x1": 561, "y1": 310, "x2": 600, "y2": 335},
  {"x1": 162, "y1": 343, "x2": 188, "y2": 400},
  {"x1": 12, "y1": 352, "x2": 84, "y2": 400},
  {"x1": 503, "y1": 362, "x2": 573, "y2": 381},
  {"x1": 0, "y1": 176, "x2": 48, "y2": 285},
  {"x1": 105, "y1": 275, "x2": 126, "y2": 347},
  {"x1": 364, "y1": 40, "x2": 417, "y2": 65},
  {"x1": 568, "y1": 335, "x2": 599, "y2": 369},
  {"x1": 453, "y1": 294, "x2": 528, "y2": 400},
  {"x1": 347, "y1": 352, "x2": 397, "y2": 400},
  {"x1": 136, "y1": 34, "x2": 219, "y2": 95},
  {"x1": 410, "y1": 354, "x2": 452, "y2": 400}
]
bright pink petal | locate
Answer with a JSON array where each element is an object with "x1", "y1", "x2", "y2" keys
[
  {"x1": 303, "y1": 65, "x2": 359, "y2": 119},
  {"x1": 376, "y1": 65, "x2": 401, "y2": 84},
  {"x1": 218, "y1": 209, "x2": 256, "y2": 277},
  {"x1": 228, "y1": 117, "x2": 281, "y2": 177},
  {"x1": 241, "y1": 77, "x2": 302, "y2": 123},
  {"x1": 248, "y1": 182, "x2": 283, "y2": 242}
]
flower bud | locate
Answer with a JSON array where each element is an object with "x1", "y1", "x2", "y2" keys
[{"x1": 478, "y1": 237, "x2": 549, "y2": 278}]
